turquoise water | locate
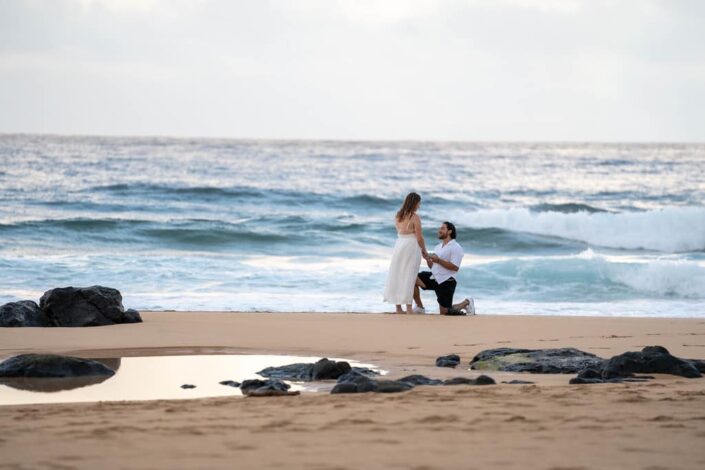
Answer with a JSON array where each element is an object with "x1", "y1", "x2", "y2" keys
[{"x1": 1, "y1": 135, "x2": 704, "y2": 316}]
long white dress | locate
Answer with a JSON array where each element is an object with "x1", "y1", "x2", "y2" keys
[{"x1": 383, "y1": 233, "x2": 422, "y2": 305}]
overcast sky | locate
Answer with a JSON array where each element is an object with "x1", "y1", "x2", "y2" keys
[{"x1": 1, "y1": 0, "x2": 704, "y2": 141}]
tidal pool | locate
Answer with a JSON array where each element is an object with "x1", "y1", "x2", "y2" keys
[{"x1": 0, "y1": 354, "x2": 382, "y2": 406}]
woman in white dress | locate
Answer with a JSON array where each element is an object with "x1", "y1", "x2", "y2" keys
[{"x1": 383, "y1": 192, "x2": 429, "y2": 314}]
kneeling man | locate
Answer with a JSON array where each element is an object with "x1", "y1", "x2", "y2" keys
[{"x1": 413, "y1": 221, "x2": 472, "y2": 315}]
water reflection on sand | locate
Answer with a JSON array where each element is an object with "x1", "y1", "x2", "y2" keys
[{"x1": 0, "y1": 354, "x2": 380, "y2": 405}]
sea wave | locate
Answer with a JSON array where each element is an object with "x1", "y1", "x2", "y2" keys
[
  {"x1": 463, "y1": 250, "x2": 705, "y2": 301},
  {"x1": 530, "y1": 202, "x2": 608, "y2": 213},
  {"x1": 452, "y1": 206, "x2": 705, "y2": 253}
]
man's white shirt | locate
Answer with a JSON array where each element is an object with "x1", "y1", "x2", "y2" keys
[{"x1": 431, "y1": 239, "x2": 464, "y2": 284}]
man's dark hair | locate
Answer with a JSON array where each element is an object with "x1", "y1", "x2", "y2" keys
[{"x1": 443, "y1": 221, "x2": 457, "y2": 239}]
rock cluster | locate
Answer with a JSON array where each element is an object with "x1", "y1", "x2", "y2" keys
[
  {"x1": 330, "y1": 371, "x2": 496, "y2": 394},
  {"x1": 0, "y1": 286, "x2": 142, "y2": 327},
  {"x1": 257, "y1": 358, "x2": 377, "y2": 381},
  {"x1": 466, "y1": 345, "x2": 704, "y2": 384},
  {"x1": 569, "y1": 346, "x2": 703, "y2": 384}
]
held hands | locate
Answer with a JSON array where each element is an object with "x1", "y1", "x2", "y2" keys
[{"x1": 426, "y1": 253, "x2": 440, "y2": 269}]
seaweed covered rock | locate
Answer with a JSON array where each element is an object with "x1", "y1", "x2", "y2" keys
[
  {"x1": 39, "y1": 286, "x2": 142, "y2": 327},
  {"x1": 470, "y1": 348, "x2": 604, "y2": 374},
  {"x1": 0, "y1": 300, "x2": 50, "y2": 327}
]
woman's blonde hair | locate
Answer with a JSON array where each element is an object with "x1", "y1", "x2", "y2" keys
[{"x1": 396, "y1": 192, "x2": 421, "y2": 222}]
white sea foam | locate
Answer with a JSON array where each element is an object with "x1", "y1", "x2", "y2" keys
[
  {"x1": 605, "y1": 258, "x2": 705, "y2": 299},
  {"x1": 452, "y1": 206, "x2": 705, "y2": 252}
]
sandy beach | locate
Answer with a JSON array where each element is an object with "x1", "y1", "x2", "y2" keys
[{"x1": 1, "y1": 312, "x2": 705, "y2": 469}]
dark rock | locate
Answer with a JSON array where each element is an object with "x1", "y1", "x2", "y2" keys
[
  {"x1": 350, "y1": 366, "x2": 379, "y2": 377},
  {"x1": 374, "y1": 380, "x2": 415, "y2": 393},
  {"x1": 257, "y1": 363, "x2": 313, "y2": 381},
  {"x1": 435, "y1": 354, "x2": 461, "y2": 368},
  {"x1": 219, "y1": 380, "x2": 240, "y2": 387},
  {"x1": 0, "y1": 357, "x2": 121, "y2": 392},
  {"x1": 601, "y1": 346, "x2": 701, "y2": 379},
  {"x1": 444, "y1": 375, "x2": 496, "y2": 386},
  {"x1": 240, "y1": 378, "x2": 299, "y2": 397},
  {"x1": 258, "y1": 358, "x2": 372, "y2": 382},
  {"x1": 311, "y1": 358, "x2": 352, "y2": 380},
  {"x1": 181, "y1": 384, "x2": 196, "y2": 389},
  {"x1": 336, "y1": 369, "x2": 373, "y2": 383},
  {"x1": 444, "y1": 377, "x2": 475, "y2": 385},
  {"x1": 470, "y1": 348, "x2": 534, "y2": 363},
  {"x1": 0, "y1": 354, "x2": 116, "y2": 378},
  {"x1": 501, "y1": 380, "x2": 535, "y2": 385},
  {"x1": 569, "y1": 377, "x2": 607, "y2": 385},
  {"x1": 398, "y1": 375, "x2": 444, "y2": 386},
  {"x1": 123, "y1": 309, "x2": 142, "y2": 323},
  {"x1": 332, "y1": 373, "x2": 413, "y2": 394},
  {"x1": 687, "y1": 359, "x2": 705, "y2": 374},
  {"x1": 470, "y1": 347, "x2": 604, "y2": 374},
  {"x1": 39, "y1": 286, "x2": 142, "y2": 327},
  {"x1": 246, "y1": 388, "x2": 300, "y2": 397},
  {"x1": 330, "y1": 382, "x2": 359, "y2": 394},
  {"x1": 0, "y1": 300, "x2": 50, "y2": 327},
  {"x1": 576, "y1": 368, "x2": 602, "y2": 379},
  {"x1": 475, "y1": 375, "x2": 496, "y2": 385},
  {"x1": 330, "y1": 377, "x2": 413, "y2": 394}
]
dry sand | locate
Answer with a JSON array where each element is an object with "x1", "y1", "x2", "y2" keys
[{"x1": 1, "y1": 312, "x2": 705, "y2": 469}]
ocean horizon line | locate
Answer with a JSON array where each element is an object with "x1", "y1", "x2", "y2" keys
[{"x1": 1, "y1": 132, "x2": 704, "y2": 146}]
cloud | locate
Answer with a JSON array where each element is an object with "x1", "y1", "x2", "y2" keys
[{"x1": 0, "y1": 0, "x2": 703, "y2": 140}]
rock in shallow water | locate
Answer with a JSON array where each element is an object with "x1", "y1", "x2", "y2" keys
[
  {"x1": 0, "y1": 300, "x2": 50, "y2": 327},
  {"x1": 470, "y1": 347, "x2": 604, "y2": 374},
  {"x1": 39, "y1": 286, "x2": 142, "y2": 327},
  {"x1": 435, "y1": 354, "x2": 461, "y2": 368},
  {"x1": 240, "y1": 378, "x2": 300, "y2": 397},
  {"x1": 0, "y1": 354, "x2": 116, "y2": 378},
  {"x1": 219, "y1": 380, "x2": 240, "y2": 387},
  {"x1": 257, "y1": 358, "x2": 376, "y2": 381}
]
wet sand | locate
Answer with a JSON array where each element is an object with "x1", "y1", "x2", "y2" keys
[{"x1": 1, "y1": 312, "x2": 705, "y2": 469}]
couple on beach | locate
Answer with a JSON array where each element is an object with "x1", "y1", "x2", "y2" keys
[{"x1": 383, "y1": 192, "x2": 475, "y2": 316}]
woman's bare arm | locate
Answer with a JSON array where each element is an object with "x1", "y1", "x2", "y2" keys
[{"x1": 414, "y1": 215, "x2": 428, "y2": 258}]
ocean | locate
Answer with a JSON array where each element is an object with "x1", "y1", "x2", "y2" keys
[{"x1": 1, "y1": 134, "x2": 704, "y2": 317}]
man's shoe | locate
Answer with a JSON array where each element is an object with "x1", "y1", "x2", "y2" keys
[
  {"x1": 446, "y1": 307, "x2": 466, "y2": 316},
  {"x1": 466, "y1": 298, "x2": 476, "y2": 315},
  {"x1": 412, "y1": 306, "x2": 426, "y2": 314}
]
